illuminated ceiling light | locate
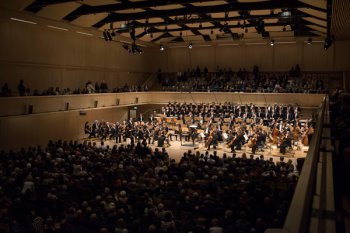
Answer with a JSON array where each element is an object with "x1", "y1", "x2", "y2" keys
[
  {"x1": 280, "y1": 10, "x2": 291, "y2": 18},
  {"x1": 47, "y1": 25, "x2": 68, "y2": 31},
  {"x1": 324, "y1": 36, "x2": 333, "y2": 50},
  {"x1": 188, "y1": 42, "x2": 193, "y2": 49},
  {"x1": 307, "y1": 37, "x2": 312, "y2": 45},
  {"x1": 10, "y1": 17, "x2": 37, "y2": 25},
  {"x1": 270, "y1": 39, "x2": 275, "y2": 46},
  {"x1": 160, "y1": 44, "x2": 165, "y2": 51},
  {"x1": 76, "y1": 31, "x2": 93, "y2": 36}
]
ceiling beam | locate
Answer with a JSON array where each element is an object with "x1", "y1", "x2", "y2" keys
[
  {"x1": 25, "y1": 0, "x2": 75, "y2": 13},
  {"x1": 92, "y1": 0, "x2": 314, "y2": 28},
  {"x1": 63, "y1": 0, "x2": 228, "y2": 21},
  {"x1": 123, "y1": 22, "x2": 301, "y2": 33}
]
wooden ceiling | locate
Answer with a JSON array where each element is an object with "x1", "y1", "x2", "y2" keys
[{"x1": 2, "y1": 0, "x2": 333, "y2": 44}]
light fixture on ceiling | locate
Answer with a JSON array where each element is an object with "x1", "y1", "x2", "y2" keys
[
  {"x1": 188, "y1": 42, "x2": 193, "y2": 49},
  {"x1": 103, "y1": 30, "x2": 109, "y2": 41},
  {"x1": 160, "y1": 44, "x2": 165, "y2": 51},
  {"x1": 48, "y1": 25, "x2": 68, "y2": 31},
  {"x1": 270, "y1": 39, "x2": 275, "y2": 47},
  {"x1": 76, "y1": 31, "x2": 93, "y2": 36},
  {"x1": 324, "y1": 36, "x2": 333, "y2": 50},
  {"x1": 129, "y1": 24, "x2": 136, "y2": 41},
  {"x1": 106, "y1": 30, "x2": 112, "y2": 41},
  {"x1": 10, "y1": 17, "x2": 37, "y2": 25},
  {"x1": 307, "y1": 37, "x2": 312, "y2": 45},
  {"x1": 280, "y1": 10, "x2": 291, "y2": 18}
]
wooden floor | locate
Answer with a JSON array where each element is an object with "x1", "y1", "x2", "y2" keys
[{"x1": 83, "y1": 137, "x2": 308, "y2": 166}]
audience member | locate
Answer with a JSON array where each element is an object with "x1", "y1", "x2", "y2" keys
[{"x1": 18, "y1": 79, "x2": 26, "y2": 96}]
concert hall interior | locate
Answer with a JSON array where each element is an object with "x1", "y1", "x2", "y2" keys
[{"x1": 0, "y1": 1, "x2": 350, "y2": 233}]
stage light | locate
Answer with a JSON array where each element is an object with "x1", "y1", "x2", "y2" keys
[
  {"x1": 129, "y1": 25, "x2": 136, "y2": 41},
  {"x1": 106, "y1": 30, "x2": 112, "y2": 41},
  {"x1": 103, "y1": 30, "x2": 109, "y2": 41},
  {"x1": 324, "y1": 37, "x2": 333, "y2": 50},
  {"x1": 160, "y1": 44, "x2": 165, "y2": 51},
  {"x1": 307, "y1": 37, "x2": 312, "y2": 45},
  {"x1": 270, "y1": 39, "x2": 275, "y2": 47},
  {"x1": 188, "y1": 42, "x2": 193, "y2": 49}
]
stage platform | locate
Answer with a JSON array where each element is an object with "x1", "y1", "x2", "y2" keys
[{"x1": 82, "y1": 137, "x2": 308, "y2": 166}]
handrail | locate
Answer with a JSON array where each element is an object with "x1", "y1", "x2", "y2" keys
[{"x1": 265, "y1": 96, "x2": 327, "y2": 233}]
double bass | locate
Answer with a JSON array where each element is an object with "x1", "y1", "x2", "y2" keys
[{"x1": 205, "y1": 131, "x2": 214, "y2": 149}]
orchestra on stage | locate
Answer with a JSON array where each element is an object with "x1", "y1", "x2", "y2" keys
[{"x1": 84, "y1": 102, "x2": 315, "y2": 154}]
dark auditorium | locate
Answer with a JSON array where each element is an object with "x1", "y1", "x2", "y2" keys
[{"x1": 1, "y1": 1, "x2": 350, "y2": 233}]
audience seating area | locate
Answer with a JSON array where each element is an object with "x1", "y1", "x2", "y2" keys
[
  {"x1": 158, "y1": 66, "x2": 342, "y2": 93},
  {"x1": 0, "y1": 80, "x2": 149, "y2": 97},
  {"x1": 0, "y1": 140, "x2": 298, "y2": 233}
]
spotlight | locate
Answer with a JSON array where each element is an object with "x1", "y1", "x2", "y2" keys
[
  {"x1": 188, "y1": 42, "x2": 193, "y2": 49},
  {"x1": 307, "y1": 37, "x2": 312, "y2": 45},
  {"x1": 160, "y1": 44, "x2": 165, "y2": 51},
  {"x1": 106, "y1": 30, "x2": 112, "y2": 41},
  {"x1": 103, "y1": 30, "x2": 108, "y2": 41},
  {"x1": 129, "y1": 25, "x2": 136, "y2": 41},
  {"x1": 270, "y1": 39, "x2": 275, "y2": 46},
  {"x1": 324, "y1": 36, "x2": 333, "y2": 50}
]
